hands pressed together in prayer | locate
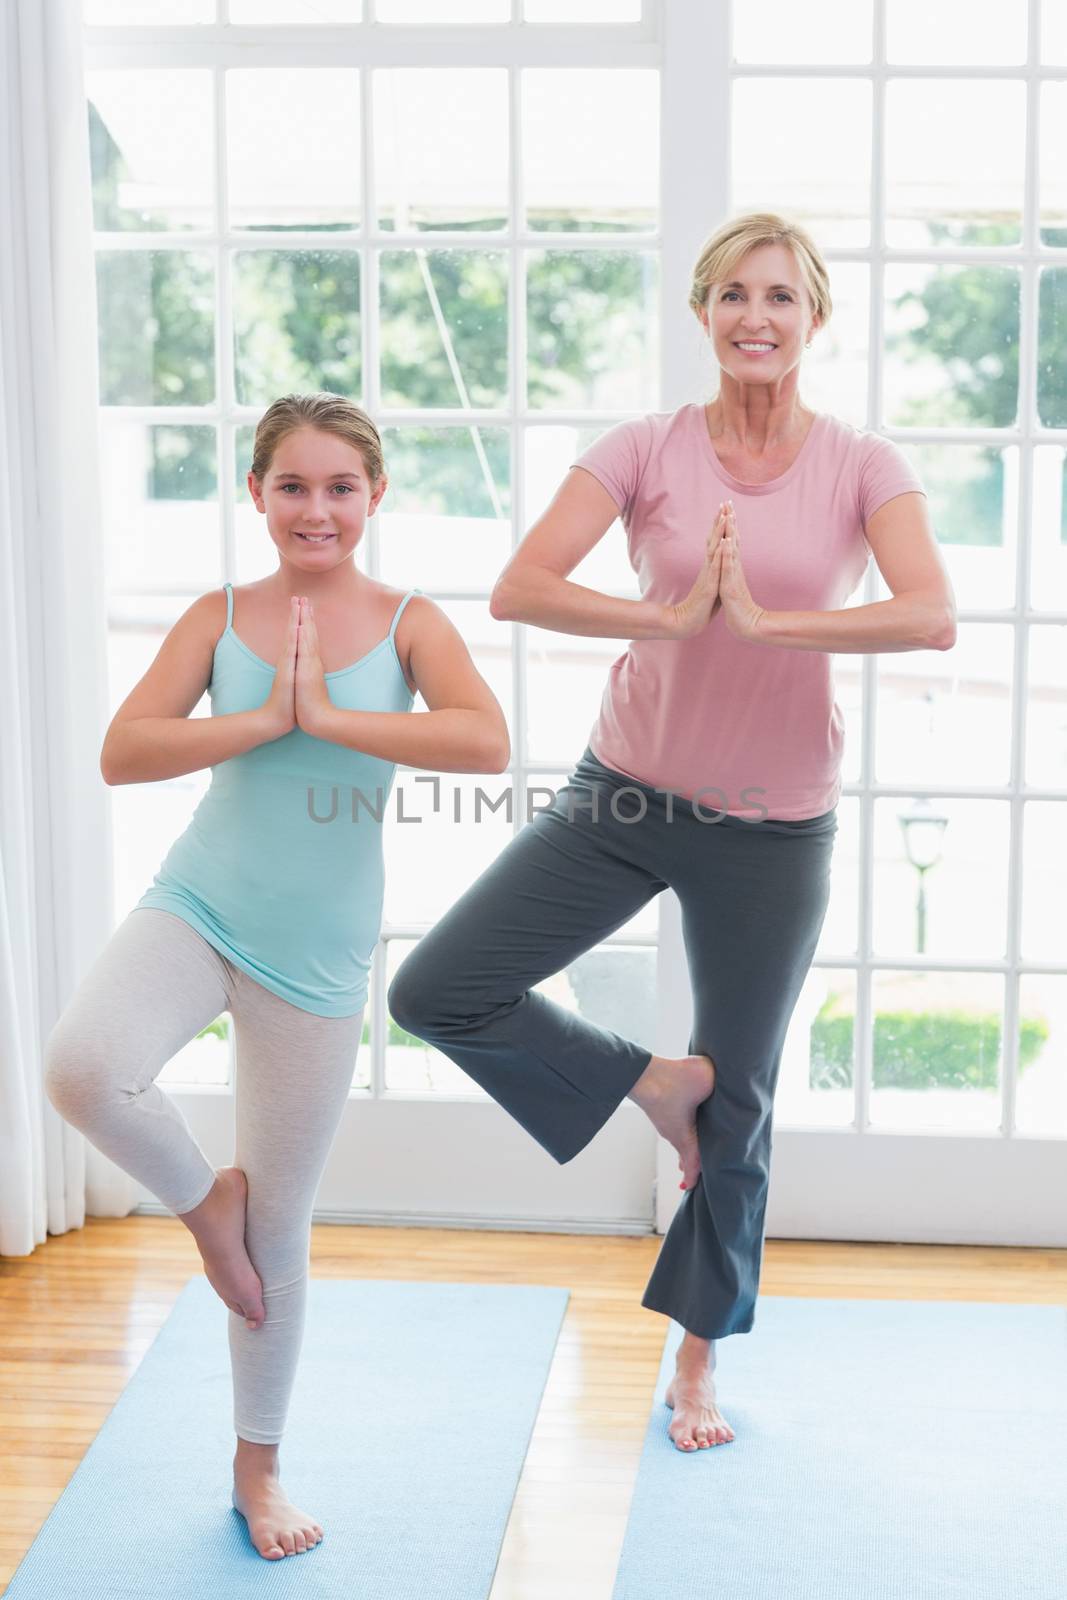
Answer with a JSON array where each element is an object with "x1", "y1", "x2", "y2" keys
[
  {"x1": 262, "y1": 596, "x2": 333, "y2": 741},
  {"x1": 670, "y1": 499, "x2": 768, "y2": 644}
]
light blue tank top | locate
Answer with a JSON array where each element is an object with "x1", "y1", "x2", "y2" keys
[{"x1": 134, "y1": 582, "x2": 420, "y2": 1016}]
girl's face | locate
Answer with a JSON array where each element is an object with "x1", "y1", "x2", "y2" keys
[
  {"x1": 247, "y1": 425, "x2": 387, "y2": 569},
  {"x1": 702, "y1": 242, "x2": 818, "y2": 383}
]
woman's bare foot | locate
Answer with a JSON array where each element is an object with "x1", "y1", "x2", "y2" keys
[
  {"x1": 177, "y1": 1167, "x2": 266, "y2": 1329},
  {"x1": 664, "y1": 1333, "x2": 736, "y2": 1451},
  {"x1": 232, "y1": 1444, "x2": 323, "y2": 1560},
  {"x1": 627, "y1": 1053, "x2": 716, "y2": 1190}
]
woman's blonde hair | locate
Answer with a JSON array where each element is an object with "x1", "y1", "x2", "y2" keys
[
  {"x1": 688, "y1": 211, "x2": 832, "y2": 333},
  {"x1": 250, "y1": 392, "x2": 385, "y2": 487}
]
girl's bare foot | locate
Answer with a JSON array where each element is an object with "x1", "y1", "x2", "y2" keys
[
  {"x1": 232, "y1": 1446, "x2": 324, "y2": 1560},
  {"x1": 627, "y1": 1053, "x2": 716, "y2": 1190},
  {"x1": 177, "y1": 1166, "x2": 266, "y2": 1329},
  {"x1": 664, "y1": 1334, "x2": 736, "y2": 1451}
]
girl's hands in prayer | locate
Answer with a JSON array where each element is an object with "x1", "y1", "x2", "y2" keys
[
  {"x1": 294, "y1": 597, "x2": 334, "y2": 734},
  {"x1": 262, "y1": 596, "x2": 299, "y2": 739}
]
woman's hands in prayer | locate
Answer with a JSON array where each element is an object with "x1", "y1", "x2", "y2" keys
[{"x1": 668, "y1": 500, "x2": 768, "y2": 643}]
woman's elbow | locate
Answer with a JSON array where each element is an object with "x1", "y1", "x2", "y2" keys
[{"x1": 488, "y1": 582, "x2": 514, "y2": 622}]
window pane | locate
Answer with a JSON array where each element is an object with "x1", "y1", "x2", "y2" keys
[
  {"x1": 733, "y1": 0, "x2": 872, "y2": 62},
  {"x1": 227, "y1": 70, "x2": 360, "y2": 231},
  {"x1": 377, "y1": 0, "x2": 509, "y2": 18},
  {"x1": 101, "y1": 421, "x2": 220, "y2": 593},
  {"x1": 384, "y1": 938, "x2": 488, "y2": 1095},
  {"x1": 375, "y1": 70, "x2": 508, "y2": 232},
  {"x1": 525, "y1": 426, "x2": 638, "y2": 597},
  {"x1": 1039, "y1": 84, "x2": 1067, "y2": 247},
  {"x1": 378, "y1": 427, "x2": 511, "y2": 589},
  {"x1": 871, "y1": 799, "x2": 1009, "y2": 962},
  {"x1": 816, "y1": 795, "x2": 860, "y2": 959},
  {"x1": 1029, "y1": 448, "x2": 1067, "y2": 610},
  {"x1": 885, "y1": 81, "x2": 1024, "y2": 249},
  {"x1": 867, "y1": 970, "x2": 1004, "y2": 1132},
  {"x1": 88, "y1": 70, "x2": 213, "y2": 232},
  {"x1": 774, "y1": 967, "x2": 856, "y2": 1128},
  {"x1": 1015, "y1": 974, "x2": 1067, "y2": 1137},
  {"x1": 545, "y1": 943, "x2": 659, "y2": 1054},
  {"x1": 896, "y1": 444, "x2": 1017, "y2": 612},
  {"x1": 435, "y1": 599, "x2": 513, "y2": 717},
  {"x1": 384, "y1": 774, "x2": 515, "y2": 926},
  {"x1": 1025, "y1": 625, "x2": 1067, "y2": 790},
  {"x1": 524, "y1": 0, "x2": 641, "y2": 18},
  {"x1": 1021, "y1": 801, "x2": 1067, "y2": 962},
  {"x1": 523, "y1": 70, "x2": 658, "y2": 232},
  {"x1": 97, "y1": 250, "x2": 214, "y2": 406},
  {"x1": 875, "y1": 625, "x2": 1014, "y2": 789},
  {"x1": 526, "y1": 250, "x2": 658, "y2": 410},
  {"x1": 234, "y1": 425, "x2": 280, "y2": 583},
  {"x1": 1038, "y1": 269, "x2": 1067, "y2": 428},
  {"x1": 1044, "y1": 0, "x2": 1067, "y2": 62},
  {"x1": 228, "y1": 0, "x2": 362, "y2": 18},
  {"x1": 525, "y1": 626, "x2": 615, "y2": 765},
  {"x1": 886, "y1": 0, "x2": 1027, "y2": 63},
  {"x1": 232, "y1": 250, "x2": 361, "y2": 407},
  {"x1": 883, "y1": 264, "x2": 1019, "y2": 429},
  {"x1": 732, "y1": 78, "x2": 871, "y2": 248},
  {"x1": 836, "y1": 660, "x2": 865, "y2": 786},
  {"x1": 798, "y1": 261, "x2": 869, "y2": 428},
  {"x1": 86, "y1": 0, "x2": 213, "y2": 19},
  {"x1": 379, "y1": 250, "x2": 507, "y2": 408}
]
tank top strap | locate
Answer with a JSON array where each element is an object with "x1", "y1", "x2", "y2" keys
[
  {"x1": 388, "y1": 587, "x2": 422, "y2": 641},
  {"x1": 223, "y1": 581, "x2": 233, "y2": 630}
]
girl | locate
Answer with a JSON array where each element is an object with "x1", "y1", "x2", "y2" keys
[{"x1": 44, "y1": 391, "x2": 509, "y2": 1561}]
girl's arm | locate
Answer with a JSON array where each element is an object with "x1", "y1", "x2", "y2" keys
[
  {"x1": 301, "y1": 598, "x2": 510, "y2": 774},
  {"x1": 101, "y1": 593, "x2": 296, "y2": 785}
]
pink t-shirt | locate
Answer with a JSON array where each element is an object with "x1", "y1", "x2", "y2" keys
[{"x1": 573, "y1": 403, "x2": 926, "y2": 821}]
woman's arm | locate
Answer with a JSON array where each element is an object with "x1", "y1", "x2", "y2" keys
[
  {"x1": 301, "y1": 598, "x2": 511, "y2": 774},
  {"x1": 489, "y1": 466, "x2": 717, "y2": 640},
  {"x1": 716, "y1": 492, "x2": 956, "y2": 652},
  {"x1": 755, "y1": 492, "x2": 957, "y2": 653},
  {"x1": 101, "y1": 593, "x2": 295, "y2": 784}
]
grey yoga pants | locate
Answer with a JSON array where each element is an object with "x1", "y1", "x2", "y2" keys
[
  {"x1": 388, "y1": 745, "x2": 838, "y2": 1341},
  {"x1": 43, "y1": 907, "x2": 364, "y2": 1444}
]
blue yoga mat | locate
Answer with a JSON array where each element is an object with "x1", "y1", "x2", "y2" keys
[
  {"x1": 5, "y1": 1275, "x2": 568, "y2": 1597},
  {"x1": 613, "y1": 1297, "x2": 1067, "y2": 1600}
]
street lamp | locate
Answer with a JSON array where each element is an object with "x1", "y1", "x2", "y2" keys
[{"x1": 897, "y1": 797, "x2": 949, "y2": 954}]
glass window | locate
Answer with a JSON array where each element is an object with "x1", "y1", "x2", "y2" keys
[
  {"x1": 732, "y1": 77, "x2": 872, "y2": 248},
  {"x1": 232, "y1": 249, "x2": 362, "y2": 406},
  {"x1": 886, "y1": 0, "x2": 1027, "y2": 64},
  {"x1": 871, "y1": 798, "x2": 1010, "y2": 963},
  {"x1": 526, "y1": 250, "x2": 659, "y2": 410},
  {"x1": 96, "y1": 250, "x2": 215, "y2": 406},
  {"x1": 226, "y1": 70, "x2": 361, "y2": 231},
  {"x1": 733, "y1": 0, "x2": 872, "y2": 63},
  {"x1": 883, "y1": 263, "x2": 1020, "y2": 429},
  {"x1": 522, "y1": 69, "x2": 658, "y2": 233},
  {"x1": 1014, "y1": 974, "x2": 1067, "y2": 1137},
  {"x1": 874, "y1": 625, "x2": 1014, "y2": 790},
  {"x1": 375, "y1": 69, "x2": 508, "y2": 232},
  {"x1": 378, "y1": 427, "x2": 511, "y2": 590},
  {"x1": 378, "y1": 250, "x2": 508, "y2": 409},
  {"x1": 884, "y1": 80, "x2": 1025, "y2": 249},
  {"x1": 867, "y1": 970, "x2": 1005, "y2": 1132},
  {"x1": 88, "y1": 70, "x2": 214, "y2": 232}
]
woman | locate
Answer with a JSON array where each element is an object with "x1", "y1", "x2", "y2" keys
[
  {"x1": 389, "y1": 212, "x2": 956, "y2": 1454},
  {"x1": 44, "y1": 392, "x2": 510, "y2": 1560}
]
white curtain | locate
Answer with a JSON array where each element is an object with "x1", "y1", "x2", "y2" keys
[{"x1": 0, "y1": 0, "x2": 135, "y2": 1256}]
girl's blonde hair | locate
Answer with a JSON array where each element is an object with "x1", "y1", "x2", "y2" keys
[
  {"x1": 688, "y1": 211, "x2": 832, "y2": 332},
  {"x1": 250, "y1": 392, "x2": 385, "y2": 487}
]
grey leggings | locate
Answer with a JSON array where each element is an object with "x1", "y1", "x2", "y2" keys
[
  {"x1": 43, "y1": 907, "x2": 364, "y2": 1444},
  {"x1": 388, "y1": 745, "x2": 837, "y2": 1341}
]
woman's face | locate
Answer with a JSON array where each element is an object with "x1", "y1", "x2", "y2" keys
[
  {"x1": 703, "y1": 242, "x2": 819, "y2": 385},
  {"x1": 247, "y1": 425, "x2": 387, "y2": 568}
]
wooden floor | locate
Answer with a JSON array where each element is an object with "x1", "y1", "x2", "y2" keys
[{"x1": 2, "y1": 1220, "x2": 1065, "y2": 1597}]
